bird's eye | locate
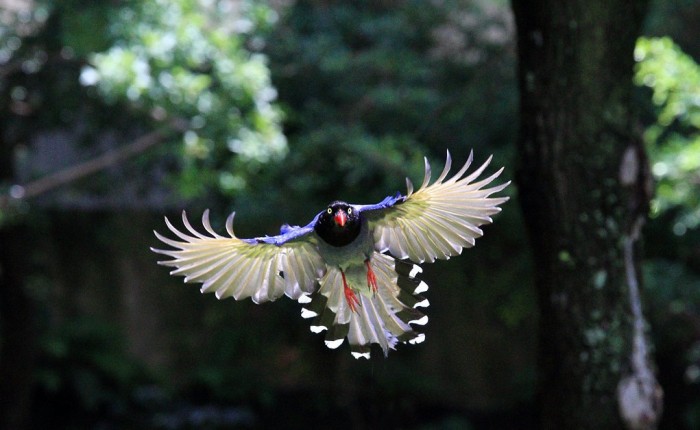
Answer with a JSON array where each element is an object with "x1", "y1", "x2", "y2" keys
[
  {"x1": 327, "y1": 208, "x2": 332, "y2": 214},
  {"x1": 347, "y1": 208, "x2": 353, "y2": 215}
]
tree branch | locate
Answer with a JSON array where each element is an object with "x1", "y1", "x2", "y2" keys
[
  {"x1": 617, "y1": 145, "x2": 663, "y2": 430},
  {"x1": 0, "y1": 118, "x2": 188, "y2": 209}
]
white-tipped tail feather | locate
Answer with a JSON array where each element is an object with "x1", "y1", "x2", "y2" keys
[{"x1": 301, "y1": 252, "x2": 427, "y2": 358}]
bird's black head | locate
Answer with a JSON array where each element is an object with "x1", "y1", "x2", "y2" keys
[{"x1": 314, "y1": 201, "x2": 363, "y2": 247}]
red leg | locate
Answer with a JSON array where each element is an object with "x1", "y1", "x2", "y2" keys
[
  {"x1": 365, "y1": 259, "x2": 378, "y2": 294},
  {"x1": 341, "y1": 270, "x2": 360, "y2": 313}
]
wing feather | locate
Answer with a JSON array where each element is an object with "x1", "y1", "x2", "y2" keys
[
  {"x1": 201, "y1": 209, "x2": 225, "y2": 238},
  {"x1": 152, "y1": 211, "x2": 326, "y2": 303},
  {"x1": 363, "y1": 150, "x2": 510, "y2": 263}
]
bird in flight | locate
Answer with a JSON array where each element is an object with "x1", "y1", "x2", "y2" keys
[{"x1": 152, "y1": 151, "x2": 509, "y2": 358}]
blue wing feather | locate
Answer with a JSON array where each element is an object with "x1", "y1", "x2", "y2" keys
[
  {"x1": 245, "y1": 191, "x2": 405, "y2": 247},
  {"x1": 246, "y1": 212, "x2": 322, "y2": 246},
  {"x1": 353, "y1": 192, "x2": 406, "y2": 213}
]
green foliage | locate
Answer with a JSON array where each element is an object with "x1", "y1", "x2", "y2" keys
[
  {"x1": 248, "y1": 0, "x2": 516, "y2": 219},
  {"x1": 633, "y1": 35, "x2": 700, "y2": 429},
  {"x1": 81, "y1": 0, "x2": 287, "y2": 197},
  {"x1": 275, "y1": 0, "x2": 515, "y2": 149},
  {"x1": 634, "y1": 36, "x2": 700, "y2": 233}
]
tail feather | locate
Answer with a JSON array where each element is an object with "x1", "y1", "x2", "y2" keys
[
  {"x1": 325, "y1": 323, "x2": 349, "y2": 349},
  {"x1": 350, "y1": 343, "x2": 371, "y2": 359},
  {"x1": 300, "y1": 252, "x2": 428, "y2": 358},
  {"x1": 347, "y1": 295, "x2": 393, "y2": 355},
  {"x1": 302, "y1": 294, "x2": 334, "y2": 334},
  {"x1": 299, "y1": 289, "x2": 350, "y2": 348}
]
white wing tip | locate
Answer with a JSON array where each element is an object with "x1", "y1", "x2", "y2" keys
[
  {"x1": 419, "y1": 156, "x2": 432, "y2": 190},
  {"x1": 405, "y1": 177, "x2": 414, "y2": 196},
  {"x1": 225, "y1": 211, "x2": 237, "y2": 237}
]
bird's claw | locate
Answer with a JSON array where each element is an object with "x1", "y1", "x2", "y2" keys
[
  {"x1": 341, "y1": 270, "x2": 360, "y2": 313},
  {"x1": 365, "y1": 260, "x2": 378, "y2": 294},
  {"x1": 344, "y1": 285, "x2": 360, "y2": 313}
]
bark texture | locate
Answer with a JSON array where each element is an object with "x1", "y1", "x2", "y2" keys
[{"x1": 511, "y1": 1, "x2": 662, "y2": 428}]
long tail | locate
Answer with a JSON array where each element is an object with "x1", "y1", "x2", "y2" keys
[{"x1": 299, "y1": 252, "x2": 428, "y2": 358}]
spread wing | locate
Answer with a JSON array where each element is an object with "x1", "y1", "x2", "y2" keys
[
  {"x1": 356, "y1": 150, "x2": 510, "y2": 264},
  {"x1": 152, "y1": 210, "x2": 326, "y2": 304}
]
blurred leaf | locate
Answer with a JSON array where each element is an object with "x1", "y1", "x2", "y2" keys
[
  {"x1": 82, "y1": 0, "x2": 287, "y2": 198},
  {"x1": 635, "y1": 36, "x2": 700, "y2": 232}
]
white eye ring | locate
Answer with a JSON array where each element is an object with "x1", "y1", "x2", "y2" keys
[
  {"x1": 347, "y1": 207, "x2": 353, "y2": 215},
  {"x1": 327, "y1": 208, "x2": 333, "y2": 214}
]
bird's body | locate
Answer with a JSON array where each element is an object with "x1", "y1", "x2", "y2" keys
[
  {"x1": 153, "y1": 151, "x2": 509, "y2": 358},
  {"x1": 315, "y1": 210, "x2": 373, "y2": 299}
]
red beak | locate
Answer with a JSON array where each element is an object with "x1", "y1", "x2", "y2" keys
[{"x1": 334, "y1": 211, "x2": 347, "y2": 227}]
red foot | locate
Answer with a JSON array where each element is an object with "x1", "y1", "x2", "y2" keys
[
  {"x1": 341, "y1": 271, "x2": 360, "y2": 313},
  {"x1": 365, "y1": 260, "x2": 377, "y2": 294}
]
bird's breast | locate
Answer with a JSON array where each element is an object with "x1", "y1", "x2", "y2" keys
[{"x1": 317, "y1": 221, "x2": 374, "y2": 271}]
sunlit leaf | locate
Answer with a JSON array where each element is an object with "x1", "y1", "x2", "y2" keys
[
  {"x1": 635, "y1": 36, "x2": 700, "y2": 232},
  {"x1": 81, "y1": 0, "x2": 286, "y2": 197}
]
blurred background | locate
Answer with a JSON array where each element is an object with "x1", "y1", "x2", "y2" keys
[{"x1": 0, "y1": 0, "x2": 699, "y2": 428}]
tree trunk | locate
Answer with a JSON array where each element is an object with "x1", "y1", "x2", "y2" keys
[{"x1": 510, "y1": 1, "x2": 662, "y2": 429}]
